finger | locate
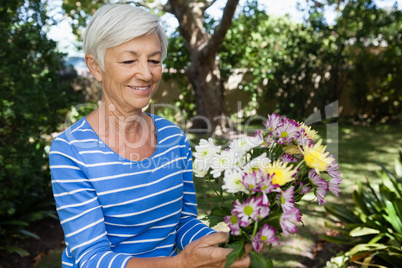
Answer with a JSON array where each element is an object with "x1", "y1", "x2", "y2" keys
[
  {"x1": 199, "y1": 232, "x2": 228, "y2": 247},
  {"x1": 244, "y1": 243, "x2": 253, "y2": 254}
]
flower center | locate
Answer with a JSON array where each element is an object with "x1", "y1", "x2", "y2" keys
[
  {"x1": 280, "y1": 196, "x2": 286, "y2": 204},
  {"x1": 261, "y1": 235, "x2": 268, "y2": 241},
  {"x1": 281, "y1": 131, "x2": 289, "y2": 138},
  {"x1": 230, "y1": 215, "x2": 238, "y2": 224},
  {"x1": 244, "y1": 205, "x2": 253, "y2": 216}
]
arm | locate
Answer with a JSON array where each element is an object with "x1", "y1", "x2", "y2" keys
[
  {"x1": 50, "y1": 137, "x2": 132, "y2": 267},
  {"x1": 174, "y1": 136, "x2": 216, "y2": 250}
]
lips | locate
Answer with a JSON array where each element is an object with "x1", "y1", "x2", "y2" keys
[{"x1": 129, "y1": 86, "x2": 150, "y2": 91}]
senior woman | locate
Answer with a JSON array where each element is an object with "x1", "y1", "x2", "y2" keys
[{"x1": 49, "y1": 3, "x2": 250, "y2": 268}]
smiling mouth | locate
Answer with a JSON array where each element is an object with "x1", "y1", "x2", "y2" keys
[{"x1": 129, "y1": 86, "x2": 150, "y2": 91}]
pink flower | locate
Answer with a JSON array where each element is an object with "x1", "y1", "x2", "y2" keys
[
  {"x1": 241, "y1": 170, "x2": 279, "y2": 205},
  {"x1": 252, "y1": 224, "x2": 279, "y2": 252},
  {"x1": 274, "y1": 117, "x2": 301, "y2": 145},
  {"x1": 278, "y1": 186, "x2": 295, "y2": 212},
  {"x1": 263, "y1": 113, "x2": 282, "y2": 133},
  {"x1": 232, "y1": 196, "x2": 269, "y2": 227},
  {"x1": 280, "y1": 208, "x2": 301, "y2": 236},
  {"x1": 224, "y1": 214, "x2": 241, "y2": 236}
]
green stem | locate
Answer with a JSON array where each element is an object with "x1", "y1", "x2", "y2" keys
[
  {"x1": 251, "y1": 221, "x2": 259, "y2": 240},
  {"x1": 207, "y1": 179, "x2": 224, "y2": 205},
  {"x1": 295, "y1": 159, "x2": 305, "y2": 170}
]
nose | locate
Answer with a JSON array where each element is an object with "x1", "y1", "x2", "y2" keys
[{"x1": 135, "y1": 60, "x2": 152, "y2": 81}]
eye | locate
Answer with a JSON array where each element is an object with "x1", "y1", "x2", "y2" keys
[
  {"x1": 122, "y1": 60, "x2": 135, "y2": 64},
  {"x1": 149, "y1": 60, "x2": 161, "y2": 65}
]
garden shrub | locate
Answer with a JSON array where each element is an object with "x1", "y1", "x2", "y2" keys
[
  {"x1": 0, "y1": 0, "x2": 79, "y2": 256},
  {"x1": 322, "y1": 148, "x2": 402, "y2": 267}
]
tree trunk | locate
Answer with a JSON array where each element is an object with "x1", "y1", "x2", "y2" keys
[{"x1": 167, "y1": 0, "x2": 240, "y2": 133}]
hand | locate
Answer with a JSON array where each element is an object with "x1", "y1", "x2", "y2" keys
[{"x1": 177, "y1": 232, "x2": 251, "y2": 268}]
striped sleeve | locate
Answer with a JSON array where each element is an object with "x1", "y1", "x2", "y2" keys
[
  {"x1": 175, "y1": 137, "x2": 216, "y2": 250},
  {"x1": 50, "y1": 138, "x2": 130, "y2": 268}
]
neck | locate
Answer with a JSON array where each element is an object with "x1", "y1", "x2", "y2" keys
[{"x1": 96, "y1": 101, "x2": 147, "y2": 136}]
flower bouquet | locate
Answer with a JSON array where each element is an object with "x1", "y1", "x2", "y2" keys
[{"x1": 193, "y1": 113, "x2": 342, "y2": 267}]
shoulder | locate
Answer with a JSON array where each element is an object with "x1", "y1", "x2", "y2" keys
[
  {"x1": 151, "y1": 114, "x2": 185, "y2": 136},
  {"x1": 150, "y1": 114, "x2": 189, "y2": 147},
  {"x1": 50, "y1": 117, "x2": 100, "y2": 154}
]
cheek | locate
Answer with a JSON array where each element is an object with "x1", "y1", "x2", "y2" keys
[{"x1": 152, "y1": 68, "x2": 163, "y2": 81}]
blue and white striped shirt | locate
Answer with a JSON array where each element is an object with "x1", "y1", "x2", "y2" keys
[{"x1": 50, "y1": 114, "x2": 215, "y2": 268}]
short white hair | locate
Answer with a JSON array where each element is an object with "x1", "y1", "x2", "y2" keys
[{"x1": 83, "y1": 4, "x2": 168, "y2": 71}]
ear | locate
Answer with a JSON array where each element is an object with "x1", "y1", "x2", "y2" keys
[{"x1": 85, "y1": 54, "x2": 102, "y2": 82}]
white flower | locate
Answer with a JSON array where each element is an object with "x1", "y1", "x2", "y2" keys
[
  {"x1": 222, "y1": 168, "x2": 248, "y2": 194},
  {"x1": 193, "y1": 138, "x2": 221, "y2": 161},
  {"x1": 229, "y1": 134, "x2": 264, "y2": 155},
  {"x1": 193, "y1": 158, "x2": 209, "y2": 178},
  {"x1": 210, "y1": 149, "x2": 243, "y2": 178},
  {"x1": 243, "y1": 153, "x2": 271, "y2": 173}
]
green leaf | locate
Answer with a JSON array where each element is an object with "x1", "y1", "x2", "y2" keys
[
  {"x1": 384, "y1": 200, "x2": 402, "y2": 234},
  {"x1": 325, "y1": 203, "x2": 360, "y2": 223},
  {"x1": 0, "y1": 245, "x2": 30, "y2": 257},
  {"x1": 352, "y1": 190, "x2": 371, "y2": 215},
  {"x1": 375, "y1": 251, "x2": 402, "y2": 267},
  {"x1": 319, "y1": 234, "x2": 357, "y2": 245},
  {"x1": 249, "y1": 251, "x2": 273, "y2": 268},
  {"x1": 0, "y1": 220, "x2": 29, "y2": 227},
  {"x1": 208, "y1": 207, "x2": 231, "y2": 227},
  {"x1": 346, "y1": 243, "x2": 388, "y2": 257},
  {"x1": 349, "y1": 227, "x2": 380, "y2": 237},
  {"x1": 225, "y1": 240, "x2": 244, "y2": 268},
  {"x1": 19, "y1": 229, "x2": 40, "y2": 240}
]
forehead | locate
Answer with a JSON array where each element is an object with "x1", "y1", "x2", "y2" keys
[{"x1": 107, "y1": 33, "x2": 162, "y2": 57}]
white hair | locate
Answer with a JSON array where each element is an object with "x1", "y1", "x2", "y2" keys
[{"x1": 83, "y1": 4, "x2": 168, "y2": 71}]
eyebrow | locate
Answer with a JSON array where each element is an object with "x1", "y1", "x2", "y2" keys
[{"x1": 124, "y1": 50, "x2": 162, "y2": 57}]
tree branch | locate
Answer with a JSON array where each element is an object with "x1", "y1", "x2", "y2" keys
[
  {"x1": 204, "y1": 0, "x2": 239, "y2": 55},
  {"x1": 168, "y1": 0, "x2": 209, "y2": 49}
]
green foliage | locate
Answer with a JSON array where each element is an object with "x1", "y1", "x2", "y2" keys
[
  {"x1": 217, "y1": 0, "x2": 402, "y2": 122},
  {"x1": 307, "y1": 0, "x2": 402, "y2": 123},
  {"x1": 162, "y1": 31, "x2": 195, "y2": 119},
  {"x1": 321, "y1": 148, "x2": 402, "y2": 267},
  {"x1": 0, "y1": 0, "x2": 78, "y2": 256}
]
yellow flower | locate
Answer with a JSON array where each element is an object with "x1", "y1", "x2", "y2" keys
[
  {"x1": 301, "y1": 139, "x2": 332, "y2": 172},
  {"x1": 264, "y1": 160, "x2": 297, "y2": 186},
  {"x1": 298, "y1": 122, "x2": 318, "y2": 141},
  {"x1": 284, "y1": 145, "x2": 300, "y2": 155}
]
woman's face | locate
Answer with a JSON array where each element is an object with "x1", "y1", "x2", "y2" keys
[{"x1": 98, "y1": 33, "x2": 163, "y2": 113}]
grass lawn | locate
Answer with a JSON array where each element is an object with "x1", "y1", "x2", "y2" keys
[
  {"x1": 190, "y1": 123, "x2": 402, "y2": 267},
  {"x1": 35, "y1": 123, "x2": 401, "y2": 267}
]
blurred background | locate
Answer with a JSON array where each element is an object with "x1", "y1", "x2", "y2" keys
[{"x1": 0, "y1": 0, "x2": 401, "y2": 267}]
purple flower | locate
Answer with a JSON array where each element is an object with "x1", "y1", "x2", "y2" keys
[
  {"x1": 224, "y1": 214, "x2": 241, "y2": 236},
  {"x1": 280, "y1": 153, "x2": 298, "y2": 163},
  {"x1": 326, "y1": 156, "x2": 342, "y2": 197},
  {"x1": 329, "y1": 177, "x2": 342, "y2": 197},
  {"x1": 264, "y1": 113, "x2": 283, "y2": 133},
  {"x1": 278, "y1": 186, "x2": 296, "y2": 212},
  {"x1": 252, "y1": 224, "x2": 279, "y2": 252},
  {"x1": 298, "y1": 181, "x2": 312, "y2": 194},
  {"x1": 308, "y1": 170, "x2": 328, "y2": 205},
  {"x1": 232, "y1": 196, "x2": 269, "y2": 227},
  {"x1": 274, "y1": 117, "x2": 301, "y2": 145},
  {"x1": 241, "y1": 170, "x2": 279, "y2": 205},
  {"x1": 280, "y1": 208, "x2": 301, "y2": 236}
]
